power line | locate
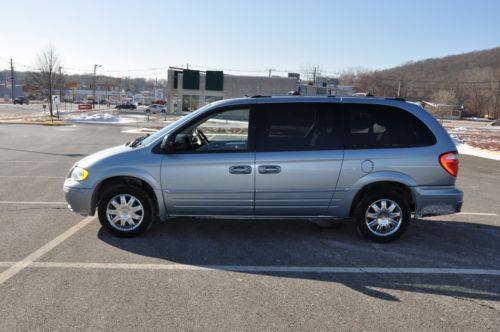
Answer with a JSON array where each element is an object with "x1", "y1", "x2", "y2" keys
[{"x1": 3, "y1": 57, "x2": 495, "y2": 85}]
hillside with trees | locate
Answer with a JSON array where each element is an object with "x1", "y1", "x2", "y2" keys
[{"x1": 342, "y1": 47, "x2": 500, "y2": 118}]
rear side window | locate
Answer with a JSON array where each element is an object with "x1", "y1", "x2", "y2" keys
[
  {"x1": 345, "y1": 104, "x2": 436, "y2": 149},
  {"x1": 255, "y1": 103, "x2": 343, "y2": 151}
]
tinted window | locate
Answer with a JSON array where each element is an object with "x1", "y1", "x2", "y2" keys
[
  {"x1": 255, "y1": 103, "x2": 343, "y2": 152},
  {"x1": 346, "y1": 104, "x2": 436, "y2": 149}
]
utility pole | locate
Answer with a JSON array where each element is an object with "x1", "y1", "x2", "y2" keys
[
  {"x1": 497, "y1": 81, "x2": 500, "y2": 120},
  {"x1": 155, "y1": 77, "x2": 158, "y2": 100},
  {"x1": 10, "y1": 59, "x2": 15, "y2": 100},
  {"x1": 397, "y1": 80, "x2": 402, "y2": 97},
  {"x1": 93, "y1": 64, "x2": 101, "y2": 109},
  {"x1": 312, "y1": 67, "x2": 317, "y2": 84},
  {"x1": 58, "y1": 66, "x2": 63, "y2": 99},
  {"x1": 59, "y1": 66, "x2": 65, "y2": 112}
]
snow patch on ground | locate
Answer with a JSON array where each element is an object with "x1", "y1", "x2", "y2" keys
[
  {"x1": 66, "y1": 113, "x2": 136, "y2": 124},
  {"x1": 450, "y1": 134, "x2": 500, "y2": 161},
  {"x1": 67, "y1": 113, "x2": 119, "y2": 122},
  {"x1": 456, "y1": 144, "x2": 500, "y2": 161},
  {"x1": 121, "y1": 128, "x2": 159, "y2": 134}
]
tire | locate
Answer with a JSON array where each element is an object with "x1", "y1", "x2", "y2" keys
[
  {"x1": 354, "y1": 190, "x2": 410, "y2": 243},
  {"x1": 97, "y1": 184, "x2": 154, "y2": 237}
]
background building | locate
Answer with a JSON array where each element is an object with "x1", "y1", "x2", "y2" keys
[
  {"x1": 297, "y1": 77, "x2": 354, "y2": 97},
  {"x1": 166, "y1": 68, "x2": 297, "y2": 112}
]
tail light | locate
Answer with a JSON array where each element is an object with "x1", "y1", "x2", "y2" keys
[{"x1": 439, "y1": 151, "x2": 459, "y2": 177}]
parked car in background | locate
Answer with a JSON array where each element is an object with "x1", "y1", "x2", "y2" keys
[
  {"x1": 64, "y1": 96, "x2": 463, "y2": 242},
  {"x1": 144, "y1": 104, "x2": 166, "y2": 114},
  {"x1": 115, "y1": 103, "x2": 137, "y2": 110},
  {"x1": 13, "y1": 96, "x2": 29, "y2": 105}
]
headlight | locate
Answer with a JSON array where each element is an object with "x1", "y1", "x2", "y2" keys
[{"x1": 70, "y1": 167, "x2": 89, "y2": 181}]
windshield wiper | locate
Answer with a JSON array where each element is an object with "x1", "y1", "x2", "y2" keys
[{"x1": 127, "y1": 134, "x2": 150, "y2": 147}]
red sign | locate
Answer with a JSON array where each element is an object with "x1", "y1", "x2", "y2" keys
[{"x1": 78, "y1": 104, "x2": 92, "y2": 110}]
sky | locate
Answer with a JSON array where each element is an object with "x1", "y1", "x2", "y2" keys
[{"x1": 1, "y1": 0, "x2": 500, "y2": 79}]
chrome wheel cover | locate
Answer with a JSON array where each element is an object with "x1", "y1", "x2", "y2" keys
[
  {"x1": 106, "y1": 194, "x2": 144, "y2": 231},
  {"x1": 365, "y1": 199, "x2": 403, "y2": 237}
]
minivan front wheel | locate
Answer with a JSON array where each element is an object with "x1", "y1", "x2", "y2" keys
[
  {"x1": 354, "y1": 191, "x2": 410, "y2": 242},
  {"x1": 98, "y1": 184, "x2": 154, "y2": 237}
]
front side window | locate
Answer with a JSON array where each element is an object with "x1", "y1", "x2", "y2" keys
[
  {"x1": 346, "y1": 104, "x2": 436, "y2": 148},
  {"x1": 172, "y1": 108, "x2": 249, "y2": 153},
  {"x1": 255, "y1": 103, "x2": 343, "y2": 152}
]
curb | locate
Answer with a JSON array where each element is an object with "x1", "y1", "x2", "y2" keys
[{"x1": 0, "y1": 121, "x2": 69, "y2": 126}]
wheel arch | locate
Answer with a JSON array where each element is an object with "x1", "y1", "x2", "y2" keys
[
  {"x1": 90, "y1": 175, "x2": 164, "y2": 219},
  {"x1": 349, "y1": 180, "x2": 415, "y2": 217}
]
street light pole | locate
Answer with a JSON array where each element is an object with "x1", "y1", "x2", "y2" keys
[{"x1": 93, "y1": 64, "x2": 102, "y2": 109}]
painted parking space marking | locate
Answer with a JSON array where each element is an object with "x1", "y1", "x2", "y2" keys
[
  {"x1": 0, "y1": 262, "x2": 497, "y2": 276},
  {"x1": 0, "y1": 175, "x2": 65, "y2": 179},
  {"x1": 0, "y1": 216, "x2": 94, "y2": 285},
  {"x1": 0, "y1": 201, "x2": 67, "y2": 205}
]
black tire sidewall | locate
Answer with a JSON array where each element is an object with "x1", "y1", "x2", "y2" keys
[
  {"x1": 355, "y1": 190, "x2": 410, "y2": 243},
  {"x1": 97, "y1": 184, "x2": 154, "y2": 237}
]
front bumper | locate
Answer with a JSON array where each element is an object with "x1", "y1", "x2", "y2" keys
[
  {"x1": 63, "y1": 185, "x2": 94, "y2": 216},
  {"x1": 412, "y1": 186, "x2": 463, "y2": 218}
]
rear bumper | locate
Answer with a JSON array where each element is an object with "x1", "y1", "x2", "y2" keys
[
  {"x1": 412, "y1": 186, "x2": 463, "y2": 218},
  {"x1": 63, "y1": 185, "x2": 94, "y2": 216}
]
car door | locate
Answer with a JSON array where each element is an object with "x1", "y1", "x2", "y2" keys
[
  {"x1": 254, "y1": 102, "x2": 344, "y2": 216},
  {"x1": 161, "y1": 107, "x2": 255, "y2": 216}
]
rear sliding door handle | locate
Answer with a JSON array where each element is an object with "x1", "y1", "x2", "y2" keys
[
  {"x1": 229, "y1": 165, "x2": 252, "y2": 174},
  {"x1": 258, "y1": 165, "x2": 281, "y2": 174}
]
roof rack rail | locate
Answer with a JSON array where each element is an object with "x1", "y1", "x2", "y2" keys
[
  {"x1": 327, "y1": 95, "x2": 337, "y2": 97},
  {"x1": 385, "y1": 97, "x2": 406, "y2": 102},
  {"x1": 251, "y1": 95, "x2": 271, "y2": 98}
]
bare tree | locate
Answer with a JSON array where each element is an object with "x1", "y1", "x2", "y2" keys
[
  {"x1": 338, "y1": 66, "x2": 371, "y2": 85},
  {"x1": 301, "y1": 64, "x2": 323, "y2": 83},
  {"x1": 30, "y1": 47, "x2": 62, "y2": 117},
  {"x1": 461, "y1": 68, "x2": 492, "y2": 117},
  {"x1": 431, "y1": 89, "x2": 458, "y2": 105}
]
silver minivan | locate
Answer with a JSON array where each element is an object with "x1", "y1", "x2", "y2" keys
[{"x1": 64, "y1": 96, "x2": 463, "y2": 242}]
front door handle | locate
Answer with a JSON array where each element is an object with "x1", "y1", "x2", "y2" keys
[
  {"x1": 229, "y1": 165, "x2": 252, "y2": 175},
  {"x1": 258, "y1": 165, "x2": 281, "y2": 174}
]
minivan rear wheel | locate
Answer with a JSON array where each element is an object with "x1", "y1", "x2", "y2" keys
[
  {"x1": 354, "y1": 190, "x2": 410, "y2": 242},
  {"x1": 97, "y1": 184, "x2": 154, "y2": 237}
]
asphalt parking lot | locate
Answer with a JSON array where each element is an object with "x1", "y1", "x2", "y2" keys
[{"x1": 0, "y1": 123, "x2": 499, "y2": 331}]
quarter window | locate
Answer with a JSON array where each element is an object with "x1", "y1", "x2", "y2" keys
[{"x1": 346, "y1": 104, "x2": 436, "y2": 148}]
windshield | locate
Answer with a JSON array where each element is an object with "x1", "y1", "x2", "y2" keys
[{"x1": 138, "y1": 104, "x2": 215, "y2": 147}]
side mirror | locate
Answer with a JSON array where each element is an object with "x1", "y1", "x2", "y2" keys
[{"x1": 160, "y1": 135, "x2": 175, "y2": 152}]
